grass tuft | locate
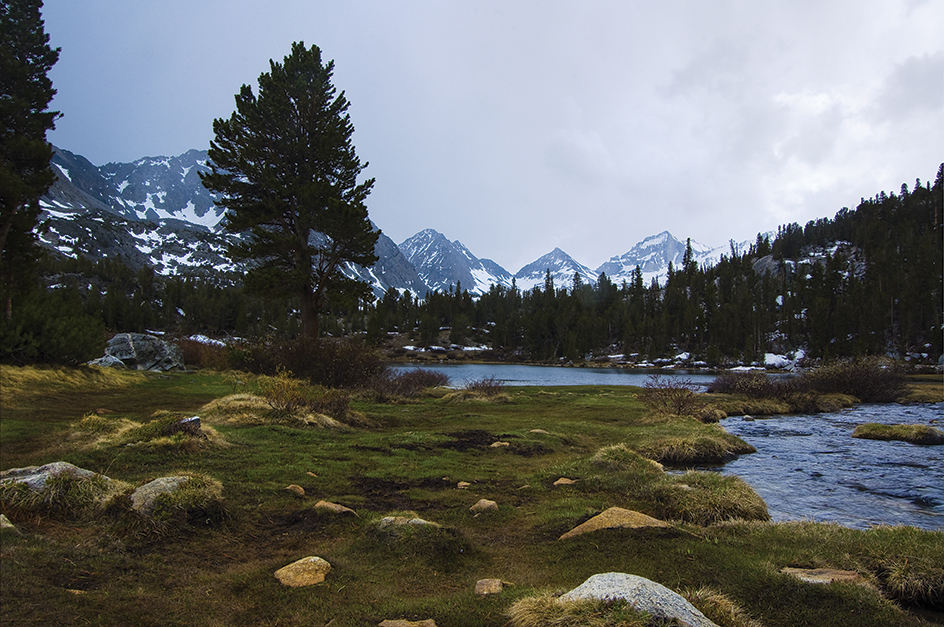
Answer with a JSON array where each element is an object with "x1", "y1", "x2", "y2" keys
[
  {"x1": 506, "y1": 595, "x2": 648, "y2": 627},
  {"x1": 852, "y1": 423, "x2": 944, "y2": 445},
  {"x1": 683, "y1": 586, "x2": 767, "y2": 627},
  {"x1": 646, "y1": 471, "x2": 770, "y2": 525}
]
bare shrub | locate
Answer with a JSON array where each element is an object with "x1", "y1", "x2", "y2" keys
[
  {"x1": 639, "y1": 375, "x2": 704, "y2": 416},
  {"x1": 365, "y1": 368, "x2": 450, "y2": 398},
  {"x1": 464, "y1": 375, "x2": 505, "y2": 396},
  {"x1": 800, "y1": 358, "x2": 907, "y2": 402}
]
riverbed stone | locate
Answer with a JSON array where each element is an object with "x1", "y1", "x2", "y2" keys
[
  {"x1": 561, "y1": 573, "x2": 719, "y2": 627},
  {"x1": 559, "y1": 507, "x2": 670, "y2": 540}
]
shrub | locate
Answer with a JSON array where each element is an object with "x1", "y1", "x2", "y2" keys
[
  {"x1": 800, "y1": 358, "x2": 907, "y2": 402},
  {"x1": 640, "y1": 375, "x2": 704, "y2": 416},
  {"x1": 363, "y1": 368, "x2": 450, "y2": 399},
  {"x1": 707, "y1": 370, "x2": 785, "y2": 398},
  {"x1": 226, "y1": 335, "x2": 387, "y2": 389}
]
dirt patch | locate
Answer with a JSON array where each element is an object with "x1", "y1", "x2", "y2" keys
[{"x1": 352, "y1": 476, "x2": 453, "y2": 512}]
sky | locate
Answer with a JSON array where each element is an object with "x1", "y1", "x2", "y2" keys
[{"x1": 42, "y1": 0, "x2": 943, "y2": 272}]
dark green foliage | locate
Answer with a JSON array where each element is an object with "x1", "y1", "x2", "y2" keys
[
  {"x1": 0, "y1": 285, "x2": 104, "y2": 364},
  {"x1": 201, "y1": 41, "x2": 378, "y2": 339},
  {"x1": 0, "y1": 0, "x2": 60, "y2": 318}
]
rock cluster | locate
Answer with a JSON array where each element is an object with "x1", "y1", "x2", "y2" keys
[{"x1": 88, "y1": 333, "x2": 184, "y2": 371}]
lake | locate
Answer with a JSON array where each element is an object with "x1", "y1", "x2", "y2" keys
[
  {"x1": 391, "y1": 362, "x2": 719, "y2": 388},
  {"x1": 393, "y1": 363, "x2": 944, "y2": 530}
]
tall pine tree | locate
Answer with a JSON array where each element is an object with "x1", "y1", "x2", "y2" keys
[{"x1": 202, "y1": 42, "x2": 378, "y2": 339}]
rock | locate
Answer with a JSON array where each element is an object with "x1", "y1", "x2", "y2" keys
[
  {"x1": 530, "y1": 429, "x2": 549, "y2": 434},
  {"x1": 378, "y1": 516, "x2": 440, "y2": 530},
  {"x1": 314, "y1": 500, "x2": 357, "y2": 516},
  {"x1": 0, "y1": 513, "x2": 22, "y2": 535},
  {"x1": 560, "y1": 573, "x2": 719, "y2": 627},
  {"x1": 456, "y1": 481, "x2": 471, "y2": 489},
  {"x1": 470, "y1": 499, "x2": 498, "y2": 513},
  {"x1": 90, "y1": 333, "x2": 184, "y2": 371},
  {"x1": 553, "y1": 477, "x2": 577, "y2": 486},
  {"x1": 130, "y1": 476, "x2": 190, "y2": 515},
  {"x1": 378, "y1": 620, "x2": 438, "y2": 627},
  {"x1": 285, "y1": 484, "x2": 305, "y2": 497},
  {"x1": 780, "y1": 567, "x2": 865, "y2": 585},
  {"x1": 559, "y1": 507, "x2": 670, "y2": 540},
  {"x1": 489, "y1": 441, "x2": 510, "y2": 448},
  {"x1": 475, "y1": 578, "x2": 503, "y2": 595},
  {"x1": 274, "y1": 556, "x2": 331, "y2": 587},
  {"x1": 0, "y1": 461, "x2": 109, "y2": 492}
]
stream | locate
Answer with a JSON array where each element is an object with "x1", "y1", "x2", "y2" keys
[{"x1": 705, "y1": 403, "x2": 944, "y2": 530}]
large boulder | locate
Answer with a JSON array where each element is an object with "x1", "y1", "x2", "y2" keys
[
  {"x1": 0, "y1": 461, "x2": 109, "y2": 491},
  {"x1": 90, "y1": 333, "x2": 184, "y2": 371},
  {"x1": 560, "y1": 573, "x2": 719, "y2": 627}
]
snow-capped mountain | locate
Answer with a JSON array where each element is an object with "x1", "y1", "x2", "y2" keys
[
  {"x1": 399, "y1": 229, "x2": 513, "y2": 295},
  {"x1": 38, "y1": 146, "x2": 754, "y2": 301},
  {"x1": 595, "y1": 231, "x2": 726, "y2": 286},
  {"x1": 514, "y1": 248, "x2": 596, "y2": 291},
  {"x1": 39, "y1": 147, "x2": 427, "y2": 295}
]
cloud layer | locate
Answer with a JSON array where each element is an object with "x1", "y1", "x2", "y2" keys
[{"x1": 44, "y1": 0, "x2": 943, "y2": 271}]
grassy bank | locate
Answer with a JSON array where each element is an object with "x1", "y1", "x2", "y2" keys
[{"x1": 1, "y1": 365, "x2": 942, "y2": 626}]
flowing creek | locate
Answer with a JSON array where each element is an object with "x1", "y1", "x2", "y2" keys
[
  {"x1": 393, "y1": 363, "x2": 944, "y2": 530},
  {"x1": 705, "y1": 403, "x2": 944, "y2": 530}
]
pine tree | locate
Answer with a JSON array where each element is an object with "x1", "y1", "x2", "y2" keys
[
  {"x1": 201, "y1": 42, "x2": 378, "y2": 339},
  {"x1": 0, "y1": 0, "x2": 60, "y2": 318}
]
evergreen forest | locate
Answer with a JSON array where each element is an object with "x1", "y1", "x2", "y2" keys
[{"x1": 2, "y1": 167, "x2": 941, "y2": 366}]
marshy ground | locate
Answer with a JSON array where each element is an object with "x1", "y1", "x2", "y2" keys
[{"x1": 1, "y1": 366, "x2": 942, "y2": 626}]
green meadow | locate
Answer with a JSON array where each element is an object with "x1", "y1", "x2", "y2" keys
[{"x1": 1, "y1": 366, "x2": 941, "y2": 626}]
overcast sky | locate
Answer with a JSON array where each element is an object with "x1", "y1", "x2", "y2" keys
[{"x1": 42, "y1": 0, "x2": 943, "y2": 272}]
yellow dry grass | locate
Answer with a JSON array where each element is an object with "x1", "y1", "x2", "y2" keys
[{"x1": 0, "y1": 365, "x2": 146, "y2": 408}]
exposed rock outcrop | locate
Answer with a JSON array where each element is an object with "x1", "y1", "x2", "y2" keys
[{"x1": 89, "y1": 333, "x2": 184, "y2": 371}]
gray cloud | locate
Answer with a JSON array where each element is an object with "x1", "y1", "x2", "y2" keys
[{"x1": 43, "y1": 0, "x2": 943, "y2": 272}]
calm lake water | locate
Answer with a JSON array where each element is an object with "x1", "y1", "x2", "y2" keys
[
  {"x1": 393, "y1": 363, "x2": 944, "y2": 530},
  {"x1": 391, "y1": 362, "x2": 719, "y2": 388}
]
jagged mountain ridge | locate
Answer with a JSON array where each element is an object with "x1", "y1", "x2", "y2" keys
[
  {"x1": 399, "y1": 229, "x2": 513, "y2": 295},
  {"x1": 39, "y1": 146, "x2": 739, "y2": 299}
]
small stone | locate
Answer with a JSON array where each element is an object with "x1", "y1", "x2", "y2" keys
[
  {"x1": 489, "y1": 441, "x2": 510, "y2": 448},
  {"x1": 285, "y1": 484, "x2": 305, "y2": 496},
  {"x1": 314, "y1": 500, "x2": 357, "y2": 516},
  {"x1": 470, "y1": 499, "x2": 498, "y2": 513},
  {"x1": 529, "y1": 429, "x2": 550, "y2": 434},
  {"x1": 274, "y1": 556, "x2": 331, "y2": 587},
  {"x1": 306, "y1": 471, "x2": 318, "y2": 477},
  {"x1": 475, "y1": 578, "x2": 503, "y2": 595},
  {"x1": 457, "y1": 481, "x2": 471, "y2": 489},
  {"x1": 378, "y1": 620, "x2": 438, "y2": 627},
  {"x1": 553, "y1": 477, "x2": 577, "y2": 486}
]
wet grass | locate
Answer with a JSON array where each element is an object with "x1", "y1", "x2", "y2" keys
[{"x1": 1, "y1": 366, "x2": 942, "y2": 626}]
